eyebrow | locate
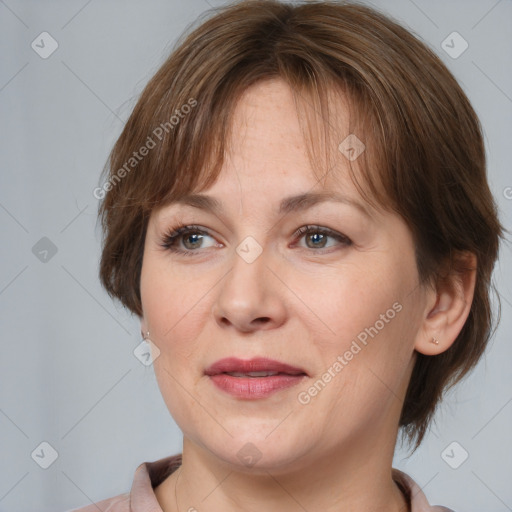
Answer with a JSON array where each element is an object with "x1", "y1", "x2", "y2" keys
[{"x1": 174, "y1": 191, "x2": 373, "y2": 219}]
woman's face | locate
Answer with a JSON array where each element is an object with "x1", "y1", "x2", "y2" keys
[{"x1": 140, "y1": 79, "x2": 430, "y2": 472}]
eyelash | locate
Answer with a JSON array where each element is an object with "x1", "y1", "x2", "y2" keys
[{"x1": 159, "y1": 223, "x2": 352, "y2": 257}]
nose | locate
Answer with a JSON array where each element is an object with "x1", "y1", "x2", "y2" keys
[{"x1": 212, "y1": 248, "x2": 287, "y2": 333}]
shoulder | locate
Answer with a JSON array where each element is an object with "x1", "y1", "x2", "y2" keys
[
  {"x1": 67, "y1": 453, "x2": 181, "y2": 512},
  {"x1": 392, "y1": 468, "x2": 456, "y2": 512},
  {"x1": 69, "y1": 492, "x2": 130, "y2": 511}
]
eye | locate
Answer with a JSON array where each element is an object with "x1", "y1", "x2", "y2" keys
[
  {"x1": 159, "y1": 224, "x2": 220, "y2": 255},
  {"x1": 159, "y1": 223, "x2": 352, "y2": 256},
  {"x1": 292, "y1": 225, "x2": 352, "y2": 250}
]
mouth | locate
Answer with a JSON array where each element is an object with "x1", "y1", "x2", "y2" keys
[
  {"x1": 204, "y1": 357, "x2": 308, "y2": 399},
  {"x1": 205, "y1": 357, "x2": 308, "y2": 377}
]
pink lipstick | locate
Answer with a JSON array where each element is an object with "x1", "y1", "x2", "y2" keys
[{"x1": 205, "y1": 357, "x2": 307, "y2": 399}]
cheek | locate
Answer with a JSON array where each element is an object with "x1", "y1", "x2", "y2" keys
[
  {"x1": 302, "y1": 258, "x2": 418, "y2": 397},
  {"x1": 141, "y1": 260, "x2": 211, "y2": 431},
  {"x1": 140, "y1": 254, "x2": 213, "y2": 340},
  {"x1": 295, "y1": 261, "x2": 405, "y2": 352}
]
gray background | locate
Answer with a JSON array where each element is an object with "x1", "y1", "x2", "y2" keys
[{"x1": 0, "y1": 0, "x2": 511, "y2": 511}]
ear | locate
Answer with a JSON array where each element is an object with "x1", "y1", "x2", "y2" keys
[{"x1": 414, "y1": 251, "x2": 477, "y2": 356}]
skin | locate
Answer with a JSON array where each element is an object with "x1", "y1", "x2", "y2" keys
[{"x1": 140, "y1": 78, "x2": 476, "y2": 512}]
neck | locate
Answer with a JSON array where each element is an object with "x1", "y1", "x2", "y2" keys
[{"x1": 156, "y1": 431, "x2": 408, "y2": 512}]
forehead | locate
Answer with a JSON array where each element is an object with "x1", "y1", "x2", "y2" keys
[
  {"x1": 219, "y1": 78, "x2": 356, "y2": 191},
  {"x1": 153, "y1": 77, "x2": 387, "y2": 222},
  {"x1": 152, "y1": 80, "x2": 376, "y2": 223}
]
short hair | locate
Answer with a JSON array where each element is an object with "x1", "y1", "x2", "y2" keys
[{"x1": 97, "y1": 0, "x2": 505, "y2": 450}]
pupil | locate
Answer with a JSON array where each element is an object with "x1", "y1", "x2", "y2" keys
[
  {"x1": 308, "y1": 233, "x2": 326, "y2": 248},
  {"x1": 185, "y1": 233, "x2": 202, "y2": 248}
]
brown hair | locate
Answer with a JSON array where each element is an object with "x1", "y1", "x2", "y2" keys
[{"x1": 97, "y1": 0, "x2": 505, "y2": 450}]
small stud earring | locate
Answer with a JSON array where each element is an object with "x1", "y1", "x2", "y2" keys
[{"x1": 431, "y1": 337, "x2": 439, "y2": 345}]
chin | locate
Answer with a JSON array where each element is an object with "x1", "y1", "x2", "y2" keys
[{"x1": 191, "y1": 422, "x2": 316, "y2": 473}]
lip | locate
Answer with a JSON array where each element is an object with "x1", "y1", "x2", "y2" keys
[
  {"x1": 205, "y1": 357, "x2": 307, "y2": 376},
  {"x1": 205, "y1": 357, "x2": 308, "y2": 400}
]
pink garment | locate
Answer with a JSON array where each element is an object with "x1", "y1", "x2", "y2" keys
[{"x1": 70, "y1": 454, "x2": 454, "y2": 511}]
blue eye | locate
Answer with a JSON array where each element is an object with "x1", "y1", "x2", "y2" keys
[
  {"x1": 292, "y1": 225, "x2": 352, "y2": 250},
  {"x1": 159, "y1": 224, "x2": 218, "y2": 255},
  {"x1": 159, "y1": 223, "x2": 352, "y2": 256}
]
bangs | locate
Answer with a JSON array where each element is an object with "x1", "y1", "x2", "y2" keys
[
  {"x1": 98, "y1": 4, "x2": 399, "y2": 220},
  {"x1": 114, "y1": 70, "x2": 393, "y2": 220}
]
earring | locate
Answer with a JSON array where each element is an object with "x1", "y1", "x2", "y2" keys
[
  {"x1": 142, "y1": 331, "x2": 150, "y2": 341},
  {"x1": 431, "y1": 336, "x2": 439, "y2": 345}
]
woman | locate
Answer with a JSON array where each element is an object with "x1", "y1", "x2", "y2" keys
[{"x1": 74, "y1": 1, "x2": 504, "y2": 511}]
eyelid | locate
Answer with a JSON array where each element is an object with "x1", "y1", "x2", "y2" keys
[
  {"x1": 158, "y1": 224, "x2": 220, "y2": 253},
  {"x1": 292, "y1": 225, "x2": 351, "y2": 242},
  {"x1": 290, "y1": 225, "x2": 352, "y2": 250}
]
